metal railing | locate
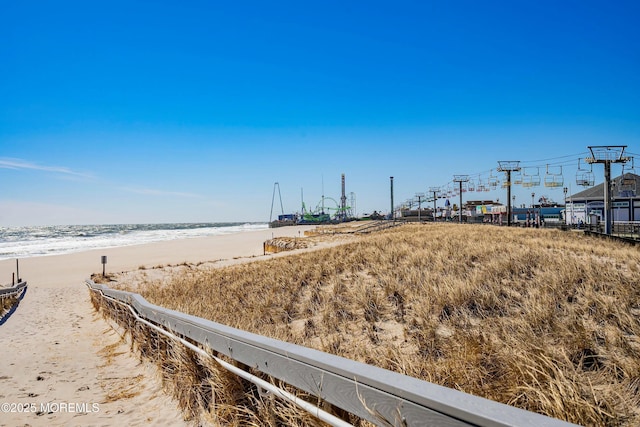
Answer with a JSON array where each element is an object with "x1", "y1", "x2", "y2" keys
[
  {"x1": 583, "y1": 221, "x2": 640, "y2": 244},
  {"x1": 0, "y1": 281, "x2": 27, "y2": 298},
  {"x1": 354, "y1": 220, "x2": 403, "y2": 234},
  {"x1": 612, "y1": 221, "x2": 640, "y2": 238},
  {"x1": 0, "y1": 281, "x2": 27, "y2": 326},
  {"x1": 86, "y1": 279, "x2": 578, "y2": 427}
]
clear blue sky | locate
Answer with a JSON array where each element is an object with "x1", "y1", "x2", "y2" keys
[{"x1": 1, "y1": 1, "x2": 638, "y2": 225}]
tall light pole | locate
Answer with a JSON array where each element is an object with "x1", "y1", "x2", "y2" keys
[
  {"x1": 390, "y1": 176, "x2": 394, "y2": 221},
  {"x1": 586, "y1": 146, "x2": 629, "y2": 235},
  {"x1": 563, "y1": 187, "x2": 568, "y2": 224},
  {"x1": 531, "y1": 192, "x2": 536, "y2": 227}
]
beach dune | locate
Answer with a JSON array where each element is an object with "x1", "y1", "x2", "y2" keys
[{"x1": 0, "y1": 225, "x2": 314, "y2": 426}]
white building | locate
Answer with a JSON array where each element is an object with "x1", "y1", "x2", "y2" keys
[{"x1": 565, "y1": 173, "x2": 640, "y2": 225}]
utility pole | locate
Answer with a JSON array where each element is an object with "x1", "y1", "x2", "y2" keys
[
  {"x1": 497, "y1": 161, "x2": 521, "y2": 226},
  {"x1": 563, "y1": 187, "x2": 570, "y2": 226},
  {"x1": 429, "y1": 187, "x2": 439, "y2": 222},
  {"x1": 390, "y1": 176, "x2": 394, "y2": 221},
  {"x1": 416, "y1": 193, "x2": 425, "y2": 222},
  {"x1": 453, "y1": 175, "x2": 469, "y2": 223},
  {"x1": 586, "y1": 146, "x2": 629, "y2": 235},
  {"x1": 340, "y1": 173, "x2": 347, "y2": 221}
]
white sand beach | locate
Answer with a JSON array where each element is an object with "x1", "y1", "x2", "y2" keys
[{"x1": 0, "y1": 225, "x2": 314, "y2": 426}]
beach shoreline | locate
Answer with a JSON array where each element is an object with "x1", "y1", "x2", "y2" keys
[
  {"x1": 0, "y1": 225, "x2": 315, "y2": 426},
  {"x1": 0, "y1": 225, "x2": 315, "y2": 289}
]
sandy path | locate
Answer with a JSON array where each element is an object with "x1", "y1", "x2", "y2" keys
[
  {"x1": 0, "y1": 226, "x2": 315, "y2": 426},
  {"x1": 0, "y1": 286, "x2": 188, "y2": 427}
]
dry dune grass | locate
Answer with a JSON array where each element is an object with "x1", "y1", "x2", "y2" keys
[
  {"x1": 1, "y1": 296, "x2": 14, "y2": 312},
  {"x1": 109, "y1": 224, "x2": 640, "y2": 426},
  {"x1": 1, "y1": 295, "x2": 20, "y2": 319}
]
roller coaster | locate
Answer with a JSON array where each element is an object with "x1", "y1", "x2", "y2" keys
[
  {"x1": 299, "y1": 196, "x2": 352, "y2": 224},
  {"x1": 269, "y1": 182, "x2": 355, "y2": 227}
]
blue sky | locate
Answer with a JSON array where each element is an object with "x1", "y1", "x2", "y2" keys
[{"x1": 1, "y1": 1, "x2": 638, "y2": 225}]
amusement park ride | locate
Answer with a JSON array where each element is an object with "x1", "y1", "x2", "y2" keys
[
  {"x1": 269, "y1": 174, "x2": 356, "y2": 227},
  {"x1": 270, "y1": 149, "x2": 636, "y2": 229},
  {"x1": 409, "y1": 156, "x2": 621, "y2": 222}
]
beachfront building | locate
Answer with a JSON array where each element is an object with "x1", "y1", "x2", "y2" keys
[
  {"x1": 564, "y1": 173, "x2": 640, "y2": 225},
  {"x1": 469, "y1": 201, "x2": 505, "y2": 224}
]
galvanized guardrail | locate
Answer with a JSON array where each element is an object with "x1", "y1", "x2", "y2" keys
[
  {"x1": 0, "y1": 281, "x2": 27, "y2": 326},
  {"x1": 86, "y1": 279, "x2": 578, "y2": 427},
  {"x1": 584, "y1": 222, "x2": 640, "y2": 245},
  {"x1": 354, "y1": 220, "x2": 403, "y2": 234},
  {"x1": 0, "y1": 281, "x2": 27, "y2": 298}
]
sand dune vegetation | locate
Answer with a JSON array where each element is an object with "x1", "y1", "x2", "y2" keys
[
  {"x1": 1, "y1": 293, "x2": 21, "y2": 321},
  {"x1": 1, "y1": 296, "x2": 17, "y2": 316},
  {"x1": 107, "y1": 223, "x2": 640, "y2": 426}
]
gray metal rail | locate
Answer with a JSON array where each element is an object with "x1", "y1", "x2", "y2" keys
[
  {"x1": 354, "y1": 220, "x2": 402, "y2": 234},
  {"x1": 0, "y1": 281, "x2": 27, "y2": 326},
  {"x1": 0, "y1": 281, "x2": 27, "y2": 298},
  {"x1": 86, "y1": 279, "x2": 579, "y2": 427}
]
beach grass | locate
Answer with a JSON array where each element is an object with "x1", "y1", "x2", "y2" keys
[
  {"x1": 1, "y1": 295, "x2": 20, "y2": 319},
  {"x1": 101, "y1": 223, "x2": 640, "y2": 426}
]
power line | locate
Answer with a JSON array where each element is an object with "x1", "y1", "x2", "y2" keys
[
  {"x1": 421, "y1": 150, "x2": 637, "y2": 206},
  {"x1": 520, "y1": 152, "x2": 591, "y2": 165}
]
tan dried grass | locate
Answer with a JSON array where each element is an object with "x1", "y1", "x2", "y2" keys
[
  {"x1": 1, "y1": 296, "x2": 18, "y2": 313},
  {"x1": 108, "y1": 224, "x2": 640, "y2": 426},
  {"x1": 102, "y1": 374, "x2": 144, "y2": 402},
  {"x1": 0, "y1": 293, "x2": 22, "y2": 321}
]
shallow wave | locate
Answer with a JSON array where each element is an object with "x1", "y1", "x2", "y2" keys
[{"x1": 0, "y1": 222, "x2": 269, "y2": 260}]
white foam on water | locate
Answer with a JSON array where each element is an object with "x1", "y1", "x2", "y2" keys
[{"x1": 0, "y1": 223, "x2": 269, "y2": 260}]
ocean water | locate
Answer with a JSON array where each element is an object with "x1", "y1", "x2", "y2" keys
[{"x1": 0, "y1": 223, "x2": 268, "y2": 261}]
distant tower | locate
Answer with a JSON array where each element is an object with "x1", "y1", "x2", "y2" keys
[
  {"x1": 341, "y1": 173, "x2": 347, "y2": 221},
  {"x1": 349, "y1": 192, "x2": 356, "y2": 218}
]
